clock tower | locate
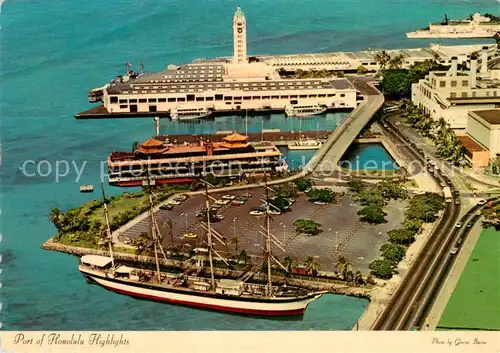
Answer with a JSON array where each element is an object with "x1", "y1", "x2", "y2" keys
[{"x1": 233, "y1": 7, "x2": 247, "y2": 64}]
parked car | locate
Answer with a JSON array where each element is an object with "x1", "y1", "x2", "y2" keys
[
  {"x1": 239, "y1": 197, "x2": 248, "y2": 201},
  {"x1": 477, "y1": 199, "x2": 487, "y2": 205},
  {"x1": 455, "y1": 222, "x2": 463, "y2": 228},
  {"x1": 214, "y1": 215, "x2": 225, "y2": 221},
  {"x1": 215, "y1": 199, "x2": 231, "y2": 205},
  {"x1": 313, "y1": 201, "x2": 327, "y2": 205},
  {"x1": 450, "y1": 247, "x2": 459, "y2": 255},
  {"x1": 174, "y1": 195, "x2": 188, "y2": 202},
  {"x1": 241, "y1": 193, "x2": 252, "y2": 198},
  {"x1": 268, "y1": 209, "x2": 281, "y2": 215},
  {"x1": 196, "y1": 210, "x2": 206, "y2": 217},
  {"x1": 160, "y1": 204, "x2": 173, "y2": 211},
  {"x1": 231, "y1": 200, "x2": 245, "y2": 206},
  {"x1": 249, "y1": 210, "x2": 265, "y2": 216},
  {"x1": 222, "y1": 195, "x2": 236, "y2": 200},
  {"x1": 168, "y1": 200, "x2": 181, "y2": 206},
  {"x1": 183, "y1": 233, "x2": 198, "y2": 239}
]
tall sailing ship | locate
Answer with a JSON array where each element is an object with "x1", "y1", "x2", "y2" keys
[{"x1": 78, "y1": 182, "x2": 324, "y2": 316}]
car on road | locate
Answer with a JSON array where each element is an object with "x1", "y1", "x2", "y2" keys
[
  {"x1": 222, "y1": 195, "x2": 236, "y2": 200},
  {"x1": 455, "y1": 222, "x2": 463, "y2": 228},
  {"x1": 450, "y1": 247, "x2": 459, "y2": 255},
  {"x1": 183, "y1": 233, "x2": 198, "y2": 239},
  {"x1": 215, "y1": 199, "x2": 230, "y2": 205},
  {"x1": 428, "y1": 168, "x2": 435, "y2": 173},
  {"x1": 466, "y1": 222, "x2": 473, "y2": 228},
  {"x1": 455, "y1": 199, "x2": 460, "y2": 205},
  {"x1": 440, "y1": 182, "x2": 446, "y2": 187},
  {"x1": 249, "y1": 210, "x2": 265, "y2": 216},
  {"x1": 313, "y1": 201, "x2": 327, "y2": 205},
  {"x1": 477, "y1": 199, "x2": 487, "y2": 205},
  {"x1": 160, "y1": 204, "x2": 174, "y2": 211},
  {"x1": 476, "y1": 210, "x2": 482, "y2": 216},
  {"x1": 429, "y1": 160, "x2": 436, "y2": 166},
  {"x1": 457, "y1": 238, "x2": 463, "y2": 245},
  {"x1": 453, "y1": 190, "x2": 460, "y2": 196}
]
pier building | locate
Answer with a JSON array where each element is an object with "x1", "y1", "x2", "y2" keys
[
  {"x1": 411, "y1": 46, "x2": 500, "y2": 130},
  {"x1": 79, "y1": 6, "x2": 497, "y2": 119}
]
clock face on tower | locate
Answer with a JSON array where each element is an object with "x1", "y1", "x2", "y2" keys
[{"x1": 237, "y1": 28, "x2": 243, "y2": 34}]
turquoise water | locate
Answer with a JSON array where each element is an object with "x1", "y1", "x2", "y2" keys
[
  {"x1": 2, "y1": 0, "x2": 498, "y2": 330},
  {"x1": 340, "y1": 143, "x2": 399, "y2": 171}
]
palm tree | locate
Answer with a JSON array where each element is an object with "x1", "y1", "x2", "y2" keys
[
  {"x1": 304, "y1": 256, "x2": 319, "y2": 276},
  {"x1": 230, "y1": 236, "x2": 239, "y2": 252},
  {"x1": 239, "y1": 249, "x2": 249, "y2": 265},
  {"x1": 397, "y1": 98, "x2": 411, "y2": 113},
  {"x1": 163, "y1": 218, "x2": 174, "y2": 248},
  {"x1": 354, "y1": 270, "x2": 365, "y2": 285},
  {"x1": 388, "y1": 54, "x2": 405, "y2": 69},
  {"x1": 283, "y1": 255, "x2": 293, "y2": 272},
  {"x1": 374, "y1": 51, "x2": 391, "y2": 69},
  {"x1": 49, "y1": 208, "x2": 66, "y2": 239},
  {"x1": 336, "y1": 254, "x2": 352, "y2": 279}
]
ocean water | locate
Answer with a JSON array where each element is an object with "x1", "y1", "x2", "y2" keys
[
  {"x1": 340, "y1": 143, "x2": 399, "y2": 171},
  {"x1": 1, "y1": 0, "x2": 498, "y2": 330}
]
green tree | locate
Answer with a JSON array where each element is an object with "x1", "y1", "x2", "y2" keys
[
  {"x1": 49, "y1": 208, "x2": 65, "y2": 237},
  {"x1": 239, "y1": 249, "x2": 249, "y2": 265},
  {"x1": 388, "y1": 228, "x2": 415, "y2": 245},
  {"x1": 307, "y1": 188, "x2": 336, "y2": 203},
  {"x1": 336, "y1": 254, "x2": 352, "y2": 279},
  {"x1": 283, "y1": 255, "x2": 293, "y2": 273},
  {"x1": 387, "y1": 54, "x2": 405, "y2": 69},
  {"x1": 358, "y1": 188, "x2": 386, "y2": 207},
  {"x1": 231, "y1": 236, "x2": 239, "y2": 252},
  {"x1": 293, "y1": 219, "x2": 322, "y2": 236},
  {"x1": 354, "y1": 271, "x2": 365, "y2": 285},
  {"x1": 403, "y1": 218, "x2": 424, "y2": 232},
  {"x1": 380, "y1": 243, "x2": 406, "y2": 265},
  {"x1": 269, "y1": 196, "x2": 291, "y2": 212},
  {"x1": 374, "y1": 51, "x2": 391, "y2": 69},
  {"x1": 293, "y1": 178, "x2": 313, "y2": 192},
  {"x1": 274, "y1": 182, "x2": 298, "y2": 199},
  {"x1": 304, "y1": 256, "x2": 319, "y2": 276},
  {"x1": 358, "y1": 205, "x2": 387, "y2": 224},
  {"x1": 380, "y1": 69, "x2": 413, "y2": 98},
  {"x1": 369, "y1": 259, "x2": 395, "y2": 279},
  {"x1": 375, "y1": 180, "x2": 407, "y2": 200},
  {"x1": 347, "y1": 179, "x2": 365, "y2": 194}
]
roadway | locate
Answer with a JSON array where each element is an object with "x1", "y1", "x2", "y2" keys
[
  {"x1": 310, "y1": 78, "x2": 384, "y2": 177},
  {"x1": 371, "y1": 116, "x2": 462, "y2": 330}
]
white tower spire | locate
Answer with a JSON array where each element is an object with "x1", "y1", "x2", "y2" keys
[{"x1": 233, "y1": 7, "x2": 247, "y2": 64}]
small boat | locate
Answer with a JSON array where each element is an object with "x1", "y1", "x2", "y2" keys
[
  {"x1": 170, "y1": 106, "x2": 211, "y2": 121},
  {"x1": 285, "y1": 104, "x2": 326, "y2": 117},
  {"x1": 79, "y1": 185, "x2": 94, "y2": 193}
]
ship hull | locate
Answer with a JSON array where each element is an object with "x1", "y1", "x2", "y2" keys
[{"x1": 83, "y1": 272, "x2": 321, "y2": 316}]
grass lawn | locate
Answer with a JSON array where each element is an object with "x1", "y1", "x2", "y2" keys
[{"x1": 437, "y1": 227, "x2": 500, "y2": 330}]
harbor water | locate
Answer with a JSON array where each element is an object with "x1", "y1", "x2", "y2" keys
[{"x1": 2, "y1": 0, "x2": 498, "y2": 330}]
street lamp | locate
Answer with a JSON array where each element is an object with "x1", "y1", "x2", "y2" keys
[
  {"x1": 181, "y1": 213, "x2": 188, "y2": 234},
  {"x1": 335, "y1": 231, "x2": 339, "y2": 251},
  {"x1": 233, "y1": 217, "x2": 237, "y2": 239},
  {"x1": 283, "y1": 224, "x2": 286, "y2": 245}
]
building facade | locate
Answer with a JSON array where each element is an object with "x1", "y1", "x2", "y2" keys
[
  {"x1": 411, "y1": 47, "x2": 500, "y2": 130},
  {"x1": 465, "y1": 109, "x2": 500, "y2": 161}
]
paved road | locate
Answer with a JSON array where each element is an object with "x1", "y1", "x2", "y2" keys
[{"x1": 371, "y1": 117, "x2": 462, "y2": 331}]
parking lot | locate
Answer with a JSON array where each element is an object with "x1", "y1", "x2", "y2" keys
[{"x1": 120, "y1": 188, "x2": 406, "y2": 274}]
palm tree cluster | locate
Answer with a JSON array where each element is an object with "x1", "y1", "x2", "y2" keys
[
  {"x1": 336, "y1": 254, "x2": 364, "y2": 285},
  {"x1": 374, "y1": 51, "x2": 405, "y2": 70},
  {"x1": 398, "y1": 99, "x2": 466, "y2": 165}
]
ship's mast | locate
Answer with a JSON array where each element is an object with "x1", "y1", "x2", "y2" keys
[
  {"x1": 100, "y1": 182, "x2": 115, "y2": 268},
  {"x1": 264, "y1": 176, "x2": 273, "y2": 296},
  {"x1": 149, "y1": 192, "x2": 162, "y2": 283},
  {"x1": 203, "y1": 181, "x2": 216, "y2": 289}
]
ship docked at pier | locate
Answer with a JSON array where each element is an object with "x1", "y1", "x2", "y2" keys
[
  {"x1": 78, "y1": 183, "x2": 324, "y2": 316},
  {"x1": 406, "y1": 13, "x2": 500, "y2": 39},
  {"x1": 107, "y1": 131, "x2": 288, "y2": 187}
]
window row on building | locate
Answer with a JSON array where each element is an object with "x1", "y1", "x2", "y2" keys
[{"x1": 110, "y1": 92, "x2": 347, "y2": 105}]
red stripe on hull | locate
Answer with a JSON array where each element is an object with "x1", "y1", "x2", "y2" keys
[{"x1": 100, "y1": 283, "x2": 306, "y2": 316}]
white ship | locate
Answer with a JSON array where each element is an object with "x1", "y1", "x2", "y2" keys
[
  {"x1": 406, "y1": 13, "x2": 500, "y2": 39},
  {"x1": 78, "y1": 182, "x2": 324, "y2": 316},
  {"x1": 170, "y1": 106, "x2": 211, "y2": 121},
  {"x1": 285, "y1": 104, "x2": 326, "y2": 117}
]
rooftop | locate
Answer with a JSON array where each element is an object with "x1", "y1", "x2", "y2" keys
[
  {"x1": 470, "y1": 109, "x2": 500, "y2": 125},
  {"x1": 457, "y1": 135, "x2": 487, "y2": 152}
]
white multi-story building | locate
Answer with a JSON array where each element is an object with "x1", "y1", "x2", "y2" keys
[
  {"x1": 411, "y1": 46, "x2": 500, "y2": 130},
  {"x1": 464, "y1": 109, "x2": 500, "y2": 164}
]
